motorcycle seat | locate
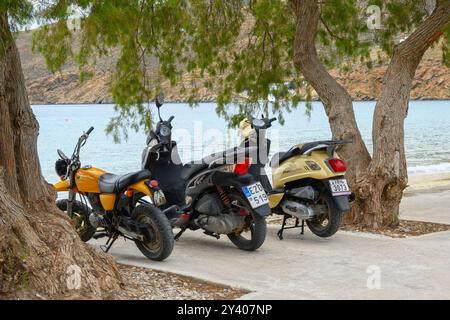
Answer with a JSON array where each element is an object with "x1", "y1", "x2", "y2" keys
[{"x1": 98, "y1": 169, "x2": 152, "y2": 193}]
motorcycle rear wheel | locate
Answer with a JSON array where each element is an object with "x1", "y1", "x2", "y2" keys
[
  {"x1": 227, "y1": 192, "x2": 267, "y2": 251},
  {"x1": 132, "y1": 204, "x2": 174, "y2": 261},
  {"x1": 56, "y1": 199, "x2": 96, "y2": 242},
  {"x1": 306, "y1": 193, "x2": 342, "y2": 238}
]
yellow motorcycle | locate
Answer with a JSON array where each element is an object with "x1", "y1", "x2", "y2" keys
[
  {"x1": 240, "y1": 117, "x2": 354, "y2": 239},
  {"x1": 53, "y1": 127, "x2": 174, "y2": 261}
]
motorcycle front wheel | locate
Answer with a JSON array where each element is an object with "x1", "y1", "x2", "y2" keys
[
  {"x1": 227, "y1": 192, "x2": 267, "y2": 251},
  {"x1": 306, "y1": 193, "x2": 342, "y2": 238},
  {"x1": 56, "y1": 199, "x2": 96, "y2": 242},
  {"x1": 132, "y1": 204, "x2": 174, "y2": 261}
]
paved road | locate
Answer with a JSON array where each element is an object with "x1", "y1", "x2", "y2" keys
[{"x1": 92, "y1": 224, "x2": 450, "y2": 299}]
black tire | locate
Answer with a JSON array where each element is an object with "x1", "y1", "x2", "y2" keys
[
  {"x1": 227, "y1": 192, "x2": 267, "y2": 251},
  {"x1": 132, "y1": 204, "x2": 174, "y2": 261},
  {"x1": 56, "y1": 199, "x2": 96, "y2": 242},
  {"x1": 306, "y1": 193, "x2": 342, "y2": 238}
]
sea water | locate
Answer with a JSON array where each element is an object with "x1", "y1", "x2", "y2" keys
[{"x1": 33, "y1": 100, "x2": 450, "y2": 182}]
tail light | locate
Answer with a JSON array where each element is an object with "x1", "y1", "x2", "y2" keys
[
  {"x1": 328, "y1": 159, "x2": 347, "y2": 172},
  {"x1": 234, "y1": 158, "x2": 250, "y2": 175}
]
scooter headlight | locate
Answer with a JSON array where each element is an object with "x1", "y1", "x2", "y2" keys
[
  {"x1": 160, "y1": 124, "x2": 171, "y2": 137},
  {"x1": 252, "y1": 119, "x2": 265, "y2": 128}
]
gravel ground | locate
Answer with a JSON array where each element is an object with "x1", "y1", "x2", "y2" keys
[{"x1": 117, "y1": 264, "x2": 249, "y2": 300}]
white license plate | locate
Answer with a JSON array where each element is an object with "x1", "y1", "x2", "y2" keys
[
  {"x1": 242, "y1": 182, "x2": 269, "y2": 209},
  {"x1": 329, "y1": 179, "x2": 351, "y2": 196}
]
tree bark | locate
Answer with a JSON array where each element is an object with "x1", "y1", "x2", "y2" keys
[
  {"x1": 355, "y1": 1, "x2": 450, "y2": 228},
  {"x1": 291, "y1": 0, "x2": 372, "y2": 220},
  {"x1": 291, "y1": 0, "x2": 450, "y2": 228},
  {"x1": 0, "y1": 12, "x2": 122, "y2": 299}
]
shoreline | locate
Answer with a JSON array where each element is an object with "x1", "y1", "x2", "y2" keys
[{"x1": 30, "y1": 98, "x2": 450, "y2": 106}]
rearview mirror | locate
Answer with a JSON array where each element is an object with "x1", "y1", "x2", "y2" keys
[
  {"x1": 155, "y1": 92, "x2": 165, "y2": 108},
  {"x1": 57, "y1": 149, "x2": 69, "y2": 160}
]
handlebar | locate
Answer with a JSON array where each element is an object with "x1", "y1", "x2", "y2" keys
[
  {"x1": 86, "y1": 126, "x2": 94, "y2": 135},
  {"x1": 168, "y1": 116, "x2": 174, "y2": 123}
]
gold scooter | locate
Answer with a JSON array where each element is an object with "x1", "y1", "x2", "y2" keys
[{"x1": 239, "y1": 117, "x2": 354, "y2": 239}]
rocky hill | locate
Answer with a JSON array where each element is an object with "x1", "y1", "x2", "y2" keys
[{"x1": 17, "y1": 30, "x2": 450, "y2": 105}]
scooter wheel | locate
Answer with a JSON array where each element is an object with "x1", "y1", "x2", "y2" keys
[
  {"x1": 227, "y1": 192, "x2": 267, "y2": 251},
  {"x1": 306, "y1": 193, "x2": 342, "y2": 238}
]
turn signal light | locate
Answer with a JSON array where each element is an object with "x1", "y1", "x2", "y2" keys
[
  {"x1": 328, "y1": 159, "x2": 347, "y2": 172},
  {"x1": 149, "y1": 180, "x2": 159, "y2": 188},
  {"x1": 234, "y1": 158, "x2": 250, "y2": 175}
]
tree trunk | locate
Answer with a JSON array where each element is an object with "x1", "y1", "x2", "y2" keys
[
  {"x1": 355, "y1": 1, "x2": 450, "y2": 228},
  {"x1": 0, "y1": 12, "x2": 122, "y2": 299},
  {"x1": 291, "y1": 0, "x2": 450, "y2": 228},
  {"x1": 291, "y1": 0, "x2": 372, "y2": 220}
]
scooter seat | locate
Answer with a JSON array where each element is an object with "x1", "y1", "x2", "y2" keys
[
  {"x1": 98, "y1": 170, "x2": 152, "y2": 193},
  {"x1": 181, "y1": 146, "x2": 254, "y2": 180},
  {"x1": 181, "y1": 162, "x2": 208, "y2": 181},
  {"x1": 270, "y1": 140, "x2": 350, "y2": 167},
  {"x1": 270, "y1": 152, "x2": 288, "y2": 167}
]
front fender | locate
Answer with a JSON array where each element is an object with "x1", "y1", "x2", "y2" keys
[{"x1": 54, "y1": 179, "x2": 69, "y2": 192}]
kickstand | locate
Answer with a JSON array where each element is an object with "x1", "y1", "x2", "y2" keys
[
  {"x1": 277, "y1": 215, "x2": 289, "y2": 240},
  {"x1": 277, "y1": 216, "x2": 305, "y2": 240},
  {"x1": 100, "y1": 233, "x2": 118, "y2": 253},
  {"x1": 174, "y1": 228, "x2": 186, "y2": 241}
]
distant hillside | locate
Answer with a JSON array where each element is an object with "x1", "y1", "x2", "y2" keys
[{"x1": 17, "y1": 30, "x2": 450, "y2": 105}]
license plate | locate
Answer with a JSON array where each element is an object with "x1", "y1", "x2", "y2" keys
[
  {"x1": 242, "y1": 182, "x2": 269, "y2": 209},
  {"x1": 329, "y1": 179, "x2": 351, "y2": 196}
]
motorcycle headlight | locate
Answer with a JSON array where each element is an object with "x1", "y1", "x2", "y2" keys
[
  {"x1": 55, "y1": 159, "x2": 70, "y2": 177},
  {"x1": 160, "y1": 124, "x2": 171, "y2": 137}
]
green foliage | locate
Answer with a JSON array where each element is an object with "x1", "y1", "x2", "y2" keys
[
  {"x1": 30, "y1": 0, "x2": 449, "y2": 139},
  {"x1": 443, "y1": 26, "x2": 450, "y2": 67},
  {"x1": 0, "y1": 0, "x2": 33, "y2": 31}
]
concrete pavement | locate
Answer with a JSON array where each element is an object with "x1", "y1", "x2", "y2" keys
[
  {"x1": 92, "y1": 225, "x2": 450, "y2": 299},
  {"x1": 400, "y1": 189, "x2": 450, "y2": 224}
]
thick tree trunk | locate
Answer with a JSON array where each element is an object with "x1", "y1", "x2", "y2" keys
[
  {"x1": 0, "y1": 12, "x2": 122, "y2": 298},
  {"x1": 291, "y1": 0, "x2": 450, "y2": 228},
  {"x1": 356, "y1": 1, "x2": 450, "y2": 228},
  {"x1": 291, "y1": 0, "x2": 372, "y2": 220}
]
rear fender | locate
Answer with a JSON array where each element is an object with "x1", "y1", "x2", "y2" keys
[
  {"x1": 211, "y1": 172, "x2": 271, "y2": 217},
  {"x1": 319, "y1": 179, "x2": 351, "y2": 212},
  {"x1": 129, "y1": 180, "x2": 153, "y2": 197}
]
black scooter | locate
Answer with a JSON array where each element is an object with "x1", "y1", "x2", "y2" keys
[{"x1": 140, "y1": 93, "x2": 271, "y2": 251}]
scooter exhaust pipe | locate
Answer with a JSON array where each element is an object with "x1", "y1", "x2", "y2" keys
[{"x1": 281, "y1": 200, "x2": 315, "y2": 220}]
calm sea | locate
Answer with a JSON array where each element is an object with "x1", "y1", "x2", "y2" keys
[{"x1": 33, "y1": 101, "x2": 450, "y2": 183}]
